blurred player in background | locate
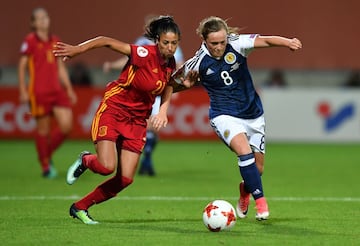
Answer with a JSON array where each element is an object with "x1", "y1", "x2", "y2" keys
[
  {"x1": 18, "y1": 7, "x2": 77, "y2": 178},
  {"x1": 174, "y1": 16, "x2": 302, "y2": 220},
  {"x1": 54, "y1": 16, "x2": 197, "y2": 224},
  {"x1": 103, "y1": 14, "x2": 184, "y2": 176}
]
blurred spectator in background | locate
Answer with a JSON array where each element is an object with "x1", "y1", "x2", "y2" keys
[
  {"x1": 343, "y1": 70, "x2": 360, "y2": 87},
  {"x1": 263, "y1": 69, "x2": 287, "y2": 87},
  {"x1": 103, "y1": 14, "x2": 184, "y2": 176},
  {"x1": 18, "y1": 7, "x2": 76, "y2": 178},
  {"x1": 70, "y1": 62, "x2": 92, "y2": 86}
]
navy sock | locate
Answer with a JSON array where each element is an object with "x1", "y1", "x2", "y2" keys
[
  {"x1": 141, "y1": 131, "x2": 158, "y2": 168},
  {"x1": 238, "y1": 153, "x2": 264, "y2": 200}
]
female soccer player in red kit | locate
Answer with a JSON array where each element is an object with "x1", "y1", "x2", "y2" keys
[
  {"x1": 54, "y1": 16, "x2": 196, "y2": 224},
  {"x1": 18, "y1": 8, "x2": 77, "y2": 178}
]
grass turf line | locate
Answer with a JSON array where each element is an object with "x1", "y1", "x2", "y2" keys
[{"x1": 0, "y1": 140, "x2": 359, "y2": 245}]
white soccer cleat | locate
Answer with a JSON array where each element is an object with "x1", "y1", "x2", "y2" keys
[{"x1": 66, "y1": 151, "x2": 90, "y2": 185}]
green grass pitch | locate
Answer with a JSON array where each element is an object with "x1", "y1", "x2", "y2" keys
[{"x1": 0, "y1": 140, "x2": 359, "y2": 245}]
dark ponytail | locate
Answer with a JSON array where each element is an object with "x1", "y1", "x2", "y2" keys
[{"x1": 144, "y1": 15, "x2": 181, "y2": 42}]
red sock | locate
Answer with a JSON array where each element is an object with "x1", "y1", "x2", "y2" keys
[
  {"x1": 82, "y1": 154, "x2": 113, "y2": 175},
  {"x1": 35, "y1": 133, "x2": 50, "y2": 172},
  {"x1": 75, "y1": 176, "x2": 133, "y2": 210},
  {"x1": 49, "y1": 128, "x2": 66, "y2": 156}
]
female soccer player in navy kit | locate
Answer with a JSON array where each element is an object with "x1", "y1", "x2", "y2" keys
[
  {"x1": 54, "y1": 16, "x2": 195, "y2": 224},
  {"x1": 175, "y1": 16, "x2": 302, "y2": 220}
]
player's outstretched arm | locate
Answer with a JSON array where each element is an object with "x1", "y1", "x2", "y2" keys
[
  {"x1": 53, "y1": 36, "x2": 131, "y2": 61},
  {"x1": 254, "y1": 36, "x2": 302, "y2": 51}
]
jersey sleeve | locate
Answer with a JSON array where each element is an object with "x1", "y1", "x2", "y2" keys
[
  {"x1": 20, "y1": 36, "x2": 33, "y2": 56},
  {"x1": 229, "y1": 34, "x2": 258, "y2": 57},
  {"x1": 172, "y1": 46, "x2": 204, "y2": 84},
  {"x1": 129, "y1": 44, "x2": 152, "y2": 67}
]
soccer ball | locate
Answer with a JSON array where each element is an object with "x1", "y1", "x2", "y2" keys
[{"x1": 202, "y1": 200, "x2": 236, "y2": 232}]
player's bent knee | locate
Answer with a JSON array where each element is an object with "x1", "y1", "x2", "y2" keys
[
  {"x1": 102, "y1": 167, "x2": 114, "y2": 175},
  {"x1": 98, "y1": 160, "x2": 117, "y2": 174},
  {"x1": 104, "y1": 164, "x2": 116, "y2": 174}
]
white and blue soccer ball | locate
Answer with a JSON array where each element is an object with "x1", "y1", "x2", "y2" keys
[{"x1": 202, "y1": 200, "x2": 236, "y2": 232}]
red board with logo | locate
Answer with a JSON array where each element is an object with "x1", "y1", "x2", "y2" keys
[{"x1": 0, "y1": 86, "x2": 217, "y2": 140}]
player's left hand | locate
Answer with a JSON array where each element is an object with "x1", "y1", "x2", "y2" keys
[{"x1": 149, "y1": 113, "x2": 168, "y2": 132}]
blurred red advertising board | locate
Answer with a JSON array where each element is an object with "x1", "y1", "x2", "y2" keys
[{"x1": 0, "y1": 86, "x2": 216, "y2": 140}]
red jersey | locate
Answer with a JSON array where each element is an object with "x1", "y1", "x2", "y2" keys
[
  {"x1": 20, "y1": 33, "x2": 61, "y2": 96},
  {"x1": 101, "y1": 45, "x2": 176, "y2": 121}
]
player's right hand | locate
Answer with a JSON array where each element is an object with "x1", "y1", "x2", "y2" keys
[
  {"x1": 289, "y1": 38, "x2": 302, "y2": 51},
  {"x1": 53, "y1": 42, "x2": 81, "y2": 61},
  {"x1": 149, "y1": 113, "x2": 168, "y2": 132},
  {"x1": 183, "y1": 70, "x2": 200, "y2": 88}
]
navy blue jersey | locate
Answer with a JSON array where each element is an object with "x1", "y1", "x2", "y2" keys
[{"x1": 176, "y1": 34, "x2": 263, "y2": 119}]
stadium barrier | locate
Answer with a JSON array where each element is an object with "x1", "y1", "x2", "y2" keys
[
  {"x1": 0, "y1": 86, "x2": 216, "y2": 140},
  {"x1": 1, "y1": 87, "x2": 359, "y2": 141},
  {"x1": 262, "y1": 88, "x2": 360, "y2": 142}
]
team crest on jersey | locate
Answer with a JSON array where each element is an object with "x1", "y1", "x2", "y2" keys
[
  {"x1": 98, "y1": 126, "x2": 108, "y2": 137},
  {"x1": 137, "y1": 46, "x2": 149, "y2": 57},
  {"x1": 224, "y1": 52, "x2": 236, "y2": 65},
  {"x1": 223, "y1": 129, "x2": 230, "y2": 139},
  {"x1": 20, "y1": 42, "x2": 28, "y2": 53}
]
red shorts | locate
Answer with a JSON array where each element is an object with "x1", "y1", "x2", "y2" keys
[
  {"x1": 91, "y1": 106, "x2": 147, "y2": 154},
  {"x1": 30, "y1": 90, "x2": 71, "y2": 117}
]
